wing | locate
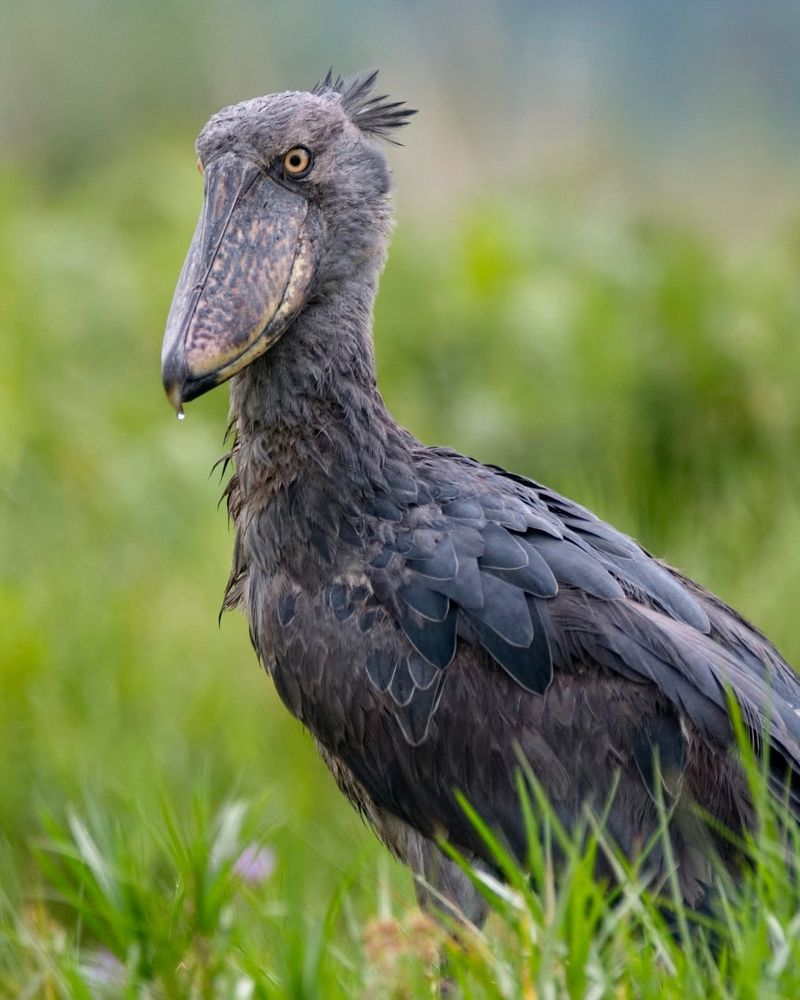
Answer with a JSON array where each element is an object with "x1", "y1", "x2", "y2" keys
[{"x1": 358, "y1": 447, "x2": 800, "y2": 789}]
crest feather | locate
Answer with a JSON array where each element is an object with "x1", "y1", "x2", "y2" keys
[{"x1": 313, "y1": 69, "x2": 416, "y2": 143}]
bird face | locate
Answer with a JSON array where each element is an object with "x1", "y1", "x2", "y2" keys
[{"x1": 161, "y1": 84, "x2": 397, "y2": 410}]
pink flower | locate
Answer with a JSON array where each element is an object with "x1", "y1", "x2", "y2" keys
[{"x1": 233, "y1": 844, "x2": 275, "y2": 885}]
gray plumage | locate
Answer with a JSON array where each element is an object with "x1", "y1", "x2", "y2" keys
[{"x1": 161, "y1": 71, "x2": 800, "y2": 924}]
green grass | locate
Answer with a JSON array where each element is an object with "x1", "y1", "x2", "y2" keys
[
  {"x1": 6, "y1": 755, "x2": 800, "y2": 997},
  {"x1": 3, "y1": 139, "x2": 800, "y2": 995}
]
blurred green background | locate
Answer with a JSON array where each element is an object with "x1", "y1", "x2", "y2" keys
[{"x1": 3, "y1": 0, "x2": 800, "y2": 992}]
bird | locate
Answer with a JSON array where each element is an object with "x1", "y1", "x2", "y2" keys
[{"x1": 161, "y1": 70, "x2": 800, "y2": 929}]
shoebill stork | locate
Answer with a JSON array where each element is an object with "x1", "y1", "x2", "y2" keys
[{"x1": 161, "y1": 71, "x2": 800, "y2": 926}]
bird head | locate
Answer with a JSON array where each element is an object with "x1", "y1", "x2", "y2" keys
[{"x1": 161, "y1": 71, "x2": 415, "y2": 411}]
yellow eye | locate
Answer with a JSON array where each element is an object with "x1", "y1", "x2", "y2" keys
[{"x1": 282, "y1": 146, "x2": 313, "y2": 177}]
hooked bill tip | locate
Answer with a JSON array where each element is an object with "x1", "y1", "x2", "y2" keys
[{"x1": 163, "y1": 372, "x2": 185, "y2": 414}]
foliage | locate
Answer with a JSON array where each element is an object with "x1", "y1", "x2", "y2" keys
[{"x1": 3, "y1": 138, "x2": 800, "y2": 994}]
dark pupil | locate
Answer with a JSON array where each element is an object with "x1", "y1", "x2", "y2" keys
[{"x1": 290, "y1": 154, "x2": 302, "y2": 168}]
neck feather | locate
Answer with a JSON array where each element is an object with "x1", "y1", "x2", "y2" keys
[{"x1": 229, "y1": 266, "x2": 411, "y2": 508}]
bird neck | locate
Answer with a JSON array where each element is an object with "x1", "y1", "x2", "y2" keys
[{"x1": 229, "y1": 266, "x2": 411, "y2": 509}]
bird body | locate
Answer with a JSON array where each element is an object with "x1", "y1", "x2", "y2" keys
[{"x1": 162, "y1": 72, "x2": 800, "y2": 924}]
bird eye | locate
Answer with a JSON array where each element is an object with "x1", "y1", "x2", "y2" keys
[{"x1": 282, "y1": 146, "x2": 313, "y2": 178}]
